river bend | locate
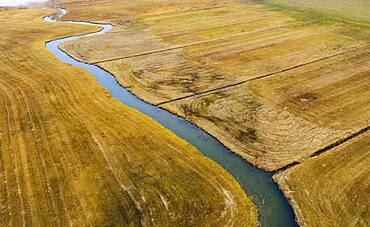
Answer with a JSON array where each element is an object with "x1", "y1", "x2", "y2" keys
[{"x1": 45, "y1": 10, "x2": 297, "y2": 227}]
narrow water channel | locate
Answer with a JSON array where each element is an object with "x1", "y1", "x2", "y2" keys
[{"x1": 45, "y1": 11, "x2": 297, "y2": 227}]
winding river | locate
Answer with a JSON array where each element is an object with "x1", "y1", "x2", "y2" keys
[{"x1": 45, "y1": 10, "x2": 297, "y2": 227}]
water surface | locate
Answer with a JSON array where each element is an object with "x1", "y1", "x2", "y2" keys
[{"x1": 45, "y1": 14, "x2": 297, "y2": 227}]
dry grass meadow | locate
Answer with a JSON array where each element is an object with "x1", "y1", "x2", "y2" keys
[
  {"x1": 0, "y1": 7, "x2": 258, "y2": 226},
  {"x1": 274, "y1": 132, "x2": 370, "y2": 226},
  {"x1": 61, "y1": 0, "x2": 370, "y2": 170},
  {"x1": 59, "y1": 0, "x2": 370, "y2": 226},
  {"x1": 265, "y1": 0, "x2": 370, "y2": 23}
]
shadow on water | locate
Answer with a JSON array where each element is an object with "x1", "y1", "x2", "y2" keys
[{"x1": 45, "y1": 11, "x2": 298, "y2": 227}]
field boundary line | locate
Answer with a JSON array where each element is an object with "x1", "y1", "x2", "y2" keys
[
  {"x1": 138, "y1": 4, "x2": 235, "y2": 20},
  {"x1": 91, "y1": 20, "x2": 317, "y2": 64},
  {"x1": 274, "y1": 125, "x2": 370, "y2": 173},
  {"x1": 109, "y1": 14, "x2": 287, "y2": 35},
  {"x1": 157, "y1": 44, "x2": 369, "y2": 106}
]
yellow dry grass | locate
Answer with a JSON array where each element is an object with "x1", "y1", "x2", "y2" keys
[
  {"x1": 57, "y1": 0, "x2": 370, "y2": 225},
  {"x1": 62, "y1": 0, "x2": 233, "y2": 21},
  {"x1": 274, "y1": 132, "x2": 370, "y2": 226},
  {"x1": 61, "y1": 0, "x2": 369, "y2": 170},
  {"x1": 0, "y1": 8, "x2": 257, "y2": 226},
  {"x1": 265, "y1": 0, "x2": 370, "y2": 23},
  {"x1": 164, "y1": 48, "x2": 370, "y2": 170}
]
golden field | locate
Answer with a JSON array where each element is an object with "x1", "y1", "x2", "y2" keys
[
  {"x1": 61, "y1": 0, "x2": 370, "y2": 170},
  {"x1": 0, "y1": 8, "x2": 257, "y2": 226},
  {"x1": 58, "y1": 0, "x2": 370, "y2": 226},
  {"x1": 163, "y1": 46, "x2": 370, "y2": 170},
  {"x1": 274, "y1": 132, "x2": 370, "y2": 226}
]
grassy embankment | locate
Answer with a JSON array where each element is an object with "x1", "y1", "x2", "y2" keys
[{"x1": 0, "y1": 8, "x2": 257, "y2": 226}]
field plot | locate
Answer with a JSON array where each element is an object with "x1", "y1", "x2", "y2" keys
[
  {"x1": 62, "y1": 1, "x2": 369, "y2": 104},
  {"x1": 274, "y1": 132, "x2": 370, "y2": 226},
  {"x1": 62, "y1": 0, "x2": 233, "y2": 21},
  {"x1": 163, "y1": 48, "x2": 370, "y2": 170},
  {"x1": 62, "y1": 0, "x2": 370, "y2": 170},
  {"x1": 0, "y1": 8, "x2": 257, "y2": 226},
  {"x1": 265, "y1": 0, "x2": 370, "y2": 23},
  {"x1": 59, "y1": 0, "x2": 370, "y2": 225}
]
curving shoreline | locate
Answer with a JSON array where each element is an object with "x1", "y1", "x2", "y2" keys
[{"x1": 44, "y1": 9, "x2": 297, "y2": 227}]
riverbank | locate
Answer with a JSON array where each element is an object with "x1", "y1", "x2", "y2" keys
[
  {"x1": 274, "y1": 132, "x2": 370, "y2": 226},
  {"x1": 58, "y1": 0, "x2": 370, "y2": 225},
  {"x1": 60, "y1": 0, "x2": 370, "y2": 171},
  {"x1": 47, "y1": 9, "x2": 298, "y2": 226},
  {"x1": 0, "y1": 8, "x2": 257, "y2": 226}
]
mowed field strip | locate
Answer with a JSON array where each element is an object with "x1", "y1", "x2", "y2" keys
[{"x1": 0, "y1": 8, "x2": 257, "y2": 226}]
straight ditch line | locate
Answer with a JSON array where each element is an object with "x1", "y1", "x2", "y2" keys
[
  {"x1": 91, "y1": 20, "x2": 317, "y2": 64},
  {"x1": 274, "y1": 125, "x2": 370, "y2": 173},
  {"x1": 157, "y1": 44, "x2": 369, "y2": 106},
  {"x1": 109, "y1": 10, "x2": 282, "y2": 35}
]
